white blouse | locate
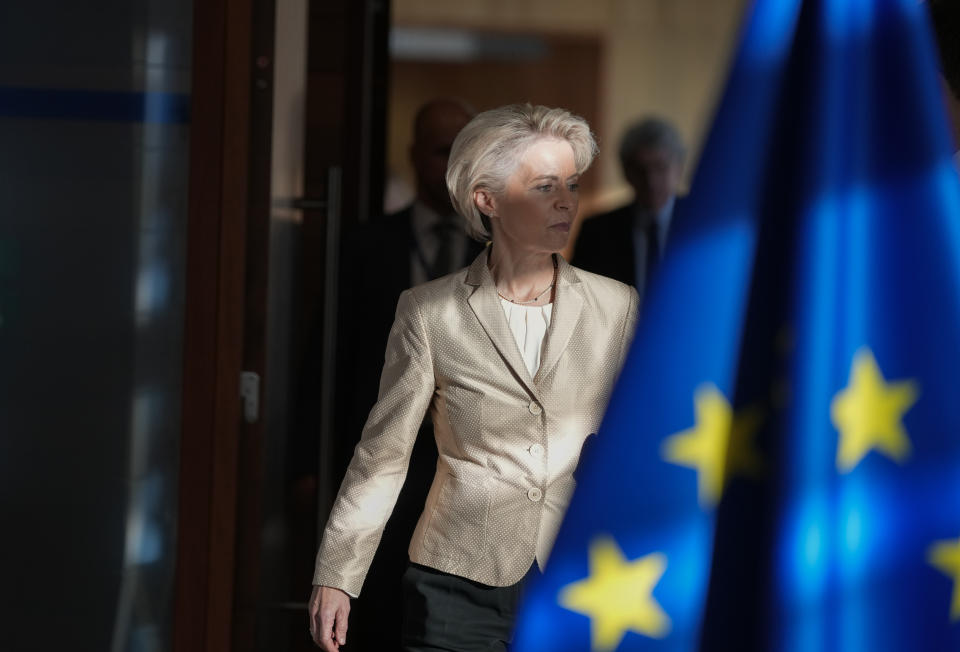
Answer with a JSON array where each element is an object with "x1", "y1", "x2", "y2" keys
[{"x1": 499, "y1": 298, "x2": 553, "y2": 377}]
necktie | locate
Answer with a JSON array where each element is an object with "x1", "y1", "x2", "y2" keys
[{"x1": 644, "y1": 220, "x2": 660, "y2": 288}]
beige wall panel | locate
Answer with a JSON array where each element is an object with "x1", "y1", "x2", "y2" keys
[
  {"x1": 394, "y1": 0, "x2": 613, "y2": 34},
  {"x1": 392, "y1": 0, "x2": 749, "y2": 213},
  {"x1": 600, "y1": 0, "x2": 748, "y2": 206},
  {"x1": 387, "y1": 37, "x2": 604, "y2": 213}
]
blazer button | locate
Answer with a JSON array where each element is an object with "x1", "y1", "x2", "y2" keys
[
  {"x1": 529, "y1": 443, "x2": 545, "y2": 459},
  {"x1": 527, "y1": 487, "x2": 543, "y2": 502},
  {"x1": 528, "y1": 401, "x2": 543, "y2": 415}
]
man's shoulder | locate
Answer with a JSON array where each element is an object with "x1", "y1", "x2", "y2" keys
[
  {"x1": 574, "y1": 203, "x2": 634, "y2": 260},
  {"x1": 381, "y1": 203, "x2": 415, "y2": 222},
  {"x1": 367, "y1": 205, "x2": 415, "y2": 234},
  {"x1": 344, "y1": 205, "x2": 414, "y2": 252},
  {"x1": 578, "y1": 203, "x2": 634, "y2": 238}
]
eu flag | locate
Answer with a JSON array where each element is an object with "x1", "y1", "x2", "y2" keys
[{"x1": 512, "y1": 0, "x2": 960, "y2": 650}]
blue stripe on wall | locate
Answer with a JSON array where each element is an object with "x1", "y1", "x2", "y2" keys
[{"x1": 0, "y1": 87, "x2": 190, "y2": 124}]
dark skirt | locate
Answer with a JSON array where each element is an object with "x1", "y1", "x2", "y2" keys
[{"x1": 400, "y1": 562, "x2": 539, "y2": 652}]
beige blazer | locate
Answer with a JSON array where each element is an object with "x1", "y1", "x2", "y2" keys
[{"x1": 313, "y1": 249, "x2": 638, "y2": 596}]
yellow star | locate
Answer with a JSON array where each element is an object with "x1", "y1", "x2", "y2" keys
[
  {"x1": 558, "y1": 536, "x2": 670, "y2": 650},
  {"x1": 928, "y1": 536, "x2": 960, "y2": 621},
  {"x1": 831, "y1": 348, "x2": 919, "y2": 472},
  {"x1": 661, "y1": 384, "x2": 763, "y2": 507}
]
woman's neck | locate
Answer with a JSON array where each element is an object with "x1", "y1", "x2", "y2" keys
[{"x1": 488, "y1": 242, "x2": 556, "y2": 304}]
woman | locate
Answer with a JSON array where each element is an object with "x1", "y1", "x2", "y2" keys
[{"x1": 309, "y1": 104, "x2": 639, "y2": 651}]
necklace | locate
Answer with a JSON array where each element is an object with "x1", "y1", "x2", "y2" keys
[
  {"x1": 498, "y1": 282, "x2": 554, "y2": 305},
  {"x1": 497, "y1": 257, "x2": 558, "y2": 305}
]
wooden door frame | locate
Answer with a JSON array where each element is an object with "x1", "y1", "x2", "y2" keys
[
  {"x1": 172, "y1": 0, "x2": 261, "y2": 648},
  {"x1": 172, "y1": 0, "x2": 389, "y2": 648}
]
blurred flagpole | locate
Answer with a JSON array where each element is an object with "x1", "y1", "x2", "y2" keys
[{"x1": 512, "y1": 0, "x2": 960, "y2": 650}]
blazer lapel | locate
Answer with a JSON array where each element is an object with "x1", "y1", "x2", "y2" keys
[
  {"x1": 536, "y1": 255, "x2": 584, "y2": 384},
  {"x1": 465, "y1": 249, "x2": 543, "y2": 401}
]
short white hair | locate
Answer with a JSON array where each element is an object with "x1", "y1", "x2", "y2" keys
[{"x1": 446, "y1": 103, "x2": 598, "y2": 242}]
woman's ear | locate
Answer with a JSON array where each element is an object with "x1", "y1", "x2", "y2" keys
[{"x1": 473, "y1": 188, "x2": 496, "y2": 218}]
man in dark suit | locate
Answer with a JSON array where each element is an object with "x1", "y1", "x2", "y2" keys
[
  {"x1": 338, "y1": 98, "x2": 481, "y2": 453},
  {"x1": 573, "y1": 116, "x2": 687, "y2": 301},
  {"x1": 332, "y1": 98, "x2": 481, "y2": 651}
]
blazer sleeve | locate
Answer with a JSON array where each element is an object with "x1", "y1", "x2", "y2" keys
[{"x1": 313, "y1": 288, "x2": 435, "y2": 596}]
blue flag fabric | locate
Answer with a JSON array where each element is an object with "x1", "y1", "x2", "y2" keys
[{"x1": 512, "y1": 0, "x2": 960, "y2": 650}]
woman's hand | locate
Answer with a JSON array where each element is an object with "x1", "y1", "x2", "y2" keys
[{"x1": 308, "y1": 585, "x2": 350, "y2": 650}]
